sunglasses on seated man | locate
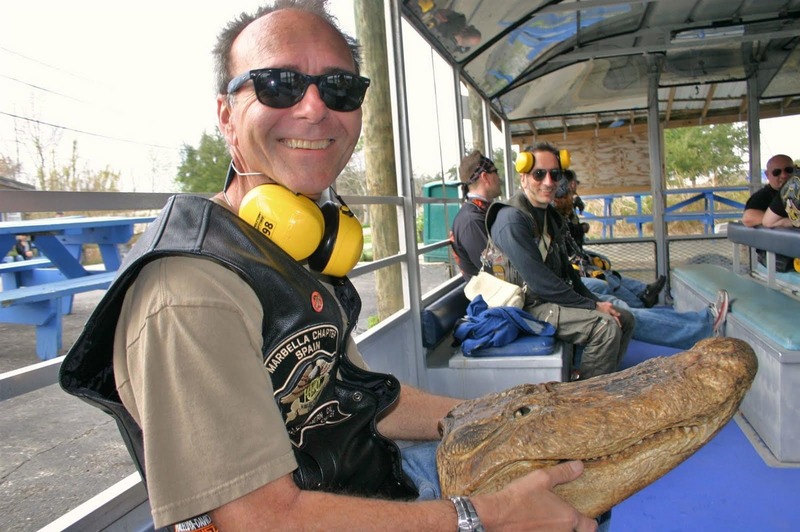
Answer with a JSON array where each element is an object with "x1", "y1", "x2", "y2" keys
[
  {"x1": 226, "y1": 68, "x2": 371, "y2": 112},
  {"x1": 530, "y1": 168, "x2": 562, "y2": 181},
  {"x1": 771, "y1": 166, "x2": 795, "y2": 177}
]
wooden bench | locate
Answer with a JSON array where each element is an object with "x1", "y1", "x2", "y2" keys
[
  {"x1": 0, "y1": 272, "x2": 116, "y2": 361},
  {"x1": 671, "y1": 262, "x2": 800, "y2": 463},
  {"x1": 420, "y1": 280, "x2": 570, "y2": 399}
]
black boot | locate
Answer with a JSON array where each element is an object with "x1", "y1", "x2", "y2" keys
[{"x1": 640, "y1": 275, "x2": 666, "y2": 308}]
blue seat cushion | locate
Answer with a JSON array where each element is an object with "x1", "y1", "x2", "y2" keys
[{"x1": 466, "y1": 334, "x2": 556, "y2": 358}]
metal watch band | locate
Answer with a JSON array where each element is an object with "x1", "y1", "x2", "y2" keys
[{"x1": 450, "y1": 496, "x2": 485, "y2": 532}]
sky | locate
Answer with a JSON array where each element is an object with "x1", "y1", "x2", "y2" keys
[
  {"x1": 1, "y1": 1, "x2": 798, "y2": 193},
  {"x1": 0, "y1": 1, "x2": 358, "y2": 192}
]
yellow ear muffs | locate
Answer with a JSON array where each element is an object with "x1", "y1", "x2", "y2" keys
[
  {"x1": 239, "y1": 184, "x2": 325, "y2": 261},
  {"x1": 515, "y1": 152, "x2": 535, "y2": 174},
  {"x1": 559, "y1": 149, "x2": 571, "y2": 170},
  {"x1": 309, "y1": 202, "x2": 364, "y2": 277},
  {"x1": 515, "y1": 149, "x2": 572, "y2": 174}
]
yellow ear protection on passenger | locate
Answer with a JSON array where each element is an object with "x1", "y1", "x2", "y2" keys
[
  {"x1": 514, "y1": 149, "x2": 572, "y2": 174},
  {"x1": 238, "y1": 184, "x2": 364, "y2": 278},
  {"x1": 308, "y1": 201, "x2": 364, "y2": 277},
  {"x1": 239, "y1": 184, "x2": 325, "y2": 261}
]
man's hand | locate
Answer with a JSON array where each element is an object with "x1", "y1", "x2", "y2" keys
[
  {"x1": 473, "y1": 461, "x2": 598, "y2": 531},
  {"x1": 595, "y1": 301, "x2": 622, "y2": 327}
]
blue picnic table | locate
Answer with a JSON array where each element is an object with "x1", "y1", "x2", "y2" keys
[{"x1": 0, "y1": 215, "x2": 155, "y2": 360}]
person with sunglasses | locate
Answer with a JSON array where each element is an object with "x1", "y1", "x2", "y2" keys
[
  {"x1": 742, "y1": 154, "x2": 796, "y2": 270},
  {"x1": 450, "y1": 150, "x2": 503, "y2": 280},
  {"x1": 743, "y1": 154, "x2": 795, "y2": 227},
  {"x1": 485, "y1": 142, "x2": 635, "y2": 381},
  {"x1": 552, "y1": 175, "x2": 729, "y2": 349},
  {"x1": 554, "y1": 170, "x2": 666, "y2": 309},
  {"x1": 59, "y1": 3, "x2": 599, "y2": 532}
]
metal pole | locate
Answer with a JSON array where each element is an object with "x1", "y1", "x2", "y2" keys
[
  {"x1": 386, "y1": 0, "x2": 425, "y2": 388},
  {"x1": 647, "y1": 56, "x2": 668, "y2": 284}
]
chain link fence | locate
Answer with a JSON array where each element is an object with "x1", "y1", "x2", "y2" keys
[{"x1": 583, "y1": 235, "x2": 736, "y2": 285}]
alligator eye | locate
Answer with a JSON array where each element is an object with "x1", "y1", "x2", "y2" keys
[{"x1": 514, "y1": 406, "x2": 531, "y2": 418}]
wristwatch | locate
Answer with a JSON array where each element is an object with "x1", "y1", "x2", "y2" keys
[{"x1": 450, "y1": 496, "x2": 485, "y2": 532}]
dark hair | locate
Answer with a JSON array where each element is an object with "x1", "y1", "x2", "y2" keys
[
  {"x1": 213, "y1": 0, "x2": 362, "y2": 95},
  {"x1": 524, "y1": 141, "x2": 564, "y2": 169}
]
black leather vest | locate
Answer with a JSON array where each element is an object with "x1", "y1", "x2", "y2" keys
[{"x1": 59, "y1": 194, "x2": 417, "y2": 501}]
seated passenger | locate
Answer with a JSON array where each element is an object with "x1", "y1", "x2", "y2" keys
[
  {"x1": 743, "y1": 154, "x2": 794, "y2": 227},
  {"x1": 745, "y1": 154, "x2": 796, "y2": 269},
  {"x1": 450, "y1": 150, "x2": 502, "y2": 280},
  {"x1": 550, "y1": 167, "x2": 729, "y2": 349},
  {"x1": 484, "y1": 142, "x2": 635, "y2": 379},
  {"x1": 553, "y1": 170, "x2": 666, "y2": 308},
  {"x1": 452, "y1": 149, "x2": 729, "y2": 353}
]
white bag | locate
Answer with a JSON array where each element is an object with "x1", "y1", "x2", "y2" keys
[{"x1": 464, "y1": 271, "x2": 525, "y2": 309}]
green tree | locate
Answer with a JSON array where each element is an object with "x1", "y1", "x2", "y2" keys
[
  {"x1": 0, "y1": 154, "x2": 22, "y2": 180},
  {"x1": 664, "y1": 123, "x2": 748, "y2": 188},
  {"x1": 176, "y1": 130, "x2": 230, "y2": 193}
]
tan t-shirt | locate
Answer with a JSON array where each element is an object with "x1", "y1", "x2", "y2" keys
[{"x1": 113, "y1": 256, "x2": 368, "y2": 527}]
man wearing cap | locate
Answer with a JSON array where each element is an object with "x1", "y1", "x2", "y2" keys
[{"x1": 450, "y1": 150, "x2": 503, "y2": 280}]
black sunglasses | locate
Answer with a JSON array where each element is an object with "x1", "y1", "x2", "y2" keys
[
  {"x1": 531, "y1": 168, "x2": 562, "y2": 181},
  {"x1": 771, "y1": 166, "x2": 795, "y2": 177},
  {"x1": 227, "y1": 68, "x2": 370, "y2": 112}
]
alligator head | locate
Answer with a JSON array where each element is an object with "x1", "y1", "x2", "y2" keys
[{"x1": 437, "y1": 337, "x2": 758, "y2": 517}]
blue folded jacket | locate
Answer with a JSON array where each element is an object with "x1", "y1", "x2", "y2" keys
[{"x1": 454, "y1": 295, "x2": 556, "y2": 356}]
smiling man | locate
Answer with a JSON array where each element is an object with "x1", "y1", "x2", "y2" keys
[
  {"x1": 486, "y1": 142, "x2": 634, "y2": 380},
  {"x1": 60, "y1": 3, "x2": 600, "y2": 532},
  {"x1": 743, "y1": 154, "x2": 795, "y2": 227}
]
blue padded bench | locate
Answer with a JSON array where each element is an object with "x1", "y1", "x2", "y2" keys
[
  {"x1": 673, "y1": 264, "x2": 800, "y2": 350},
  {"x1": 419, "y1": 281, "x2": 558, "y2": 358},
  {"x1": 420, "y1": 281, "x2": 569, "y2": 399},
  {"x1": 671, "y1": 263, "x2": 800, "y2": 463}
]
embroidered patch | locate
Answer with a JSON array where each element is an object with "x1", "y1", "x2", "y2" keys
[{"x1": 266, "y1": 325, "x2": 341, "y2": 445}]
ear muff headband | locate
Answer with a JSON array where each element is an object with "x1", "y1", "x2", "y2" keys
[
  {"x1": 239, "y1": 184, "x2": 325, "y2": 261},
  {"x1": 239, "y1": 184, "x2": 363, "y2": 276},
  {"x1": 515, "y1": 149, "x2": 572, "y2": 174},
  {"x1": 309, "y1": 203, "x2": 364, "y2": 277}
]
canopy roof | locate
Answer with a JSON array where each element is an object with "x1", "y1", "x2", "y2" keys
[{"x1": 402, "y1": 0, "x2": 800, "y2": 140}]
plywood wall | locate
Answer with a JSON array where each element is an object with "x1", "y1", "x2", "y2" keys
[{"x1": 531, "y1": 130, "x2": 653, "y2": 195}]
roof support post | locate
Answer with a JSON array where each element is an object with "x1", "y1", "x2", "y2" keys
[
  {"x1": 454, "y1": 69, "x2": 466, "y2": 161},
  {"x1": 646, "y1": 55, "x2": 668, "y2": 282},
  {"x1": 386, "y1": 0, "x2": 425, "y2": 389},
  {"x1": 746, "y1": 74, "x2": 761, "y2": 196}
]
